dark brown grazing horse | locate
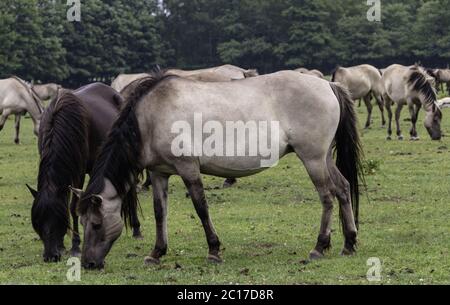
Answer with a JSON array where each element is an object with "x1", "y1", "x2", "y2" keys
[{"x1": 27, "y1": 83, "x2": 142, "y2": 262}]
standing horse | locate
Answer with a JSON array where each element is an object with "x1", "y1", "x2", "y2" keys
[
  {"x1": 332, "y1": 65, "x2": 386, "y2": 129},
  {"x1": 70, "y1": 70, "x2": 363, "y2": 270},
  {"x1": 382, "y1": 64, "x2": 442, "y2": 141},
  {"x1": 27, "y1": 83, "x2": 142, "y2": 263},
  {"x1": 0, "y1": 76, "x2": 43, "y2": 144}
]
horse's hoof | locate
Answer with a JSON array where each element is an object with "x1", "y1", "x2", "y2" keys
[
  {"x1": 410, "y1": 137, "x2": 420, "y2": 141},
  {"x1": 133, "y1": 234, "x2": 144, "y2": 240},
  {"x1": 340, "y1": 248, "x2": 355, "y2": 257},
  {"x1": 14, "y1": 139, "x2": 20, "y2": 145},
  {"x1": 309, "y1": 250, "x2": 324, "y2": 261},
  {"x1": 398, "y1": 136, "x2": 404, "y2": 141},
  {"x1": 144, "y1": 256, "x2": 160, "y2": 265},
  {"x1": 386, "y1": 136, "x2": 392, "y2": 141},
  {"x1": 207, "y1": 254, "x2": 223, "y2": 264}
]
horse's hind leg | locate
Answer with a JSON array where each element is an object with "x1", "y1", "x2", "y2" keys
[
  {"x1": 177, "y1": 163, "x2": 222, "y2": 263},
  {"x1": 142, "y1": 169, "x2": 152, "y2": 190},
  {"x1": 300, "y1": 155, "x2": 337, "y2": 260},
  {"x1": 328, "y1": 162, "x2": 358, "y2": 256},
  {"x1": 145, "y1": 172, "x2": 169, "y2": 265},
  {"x1": 14, "y1": 114, "x2": 21, "y2": 144},
  {"x1": 130, "y1": 198, "x2": 143, "y2": 239},
  {"x1": 363, "y1": 94, "x2": 373, "y2": 129}
]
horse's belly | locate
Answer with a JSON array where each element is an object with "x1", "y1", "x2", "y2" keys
[{"x1": 199, "y1": 157, "x2": 270, "y2": 178}]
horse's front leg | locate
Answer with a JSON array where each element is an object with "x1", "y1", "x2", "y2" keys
[
  {"x1": 395, "y1": 104, "x2": 404, "y2": 140},
  {"x1": 177, "y1": 163, "x2": 222, "y2": 263},
  {"x1": 145, "y1": 172, "x2": 170, "y2": 265},
  {"x1": 14, "y1": 114, "x2": 21, "y2": 144},
  {"x1": 0, "y1": 108, "x2": 12, "y2": 132},
  {"x1": 69, "y1": 176, "x2": 85, "y2": 257},
  {"x1": 408, "y1": 102, "x2": 421, "y2": 141}
]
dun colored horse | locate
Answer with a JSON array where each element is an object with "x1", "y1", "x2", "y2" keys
[{"x1": 71, "y1": 70, "x2": 363, "y2": 270}]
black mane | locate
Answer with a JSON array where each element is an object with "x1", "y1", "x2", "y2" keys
[
  {"x1": 33, "y1": 92, "x2": 89, "y2": 231},
  {"x1": 80, "y1": 69, "x2": 172, "y2": 226},
  {"x1": 407, "y1": 67, "x2": 437, "y2": 110}
]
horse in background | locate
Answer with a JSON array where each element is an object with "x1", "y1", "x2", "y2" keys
[
  {"x1": 332, "y1": 65, "x2": 386, "y2": 129},
  {"x1": 0, "y1": 76, "x2": 43, "y2": 144},
  {"x1": 382, "y1": 64, "x2": 442, "y2": 141},
  {"x1": 27, "y1": 83, "x2": 142, "y2": 263},
  {"x1": 295, "y1": 68, "x2": 325, "y2": 79},
  {"x1": 33, "y1": 83, "x2": 62, "y2": 104}
]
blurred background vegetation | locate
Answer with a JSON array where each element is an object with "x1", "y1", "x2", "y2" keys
[{"x1": 0, "y1": 0, "x2": 449, "y2": 87}]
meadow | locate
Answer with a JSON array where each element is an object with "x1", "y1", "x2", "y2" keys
[{"x1": 0, "y1": 102, "x2": 449, "y2": 285}]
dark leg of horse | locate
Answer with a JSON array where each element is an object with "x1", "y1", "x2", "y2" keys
[
  {"x1": 363, "y1": 94, "x2": 373, "y2": 129},
  {"x1": 328, "y1": 161, "x2": 358, "y2": 255},
  {"x1": 395, "y1": 104, "x2": 404, "y2": 140},
  {"x1": 385, "y1": 96, "x2": 393, "y2": 140},
  {"x1": 409, "y1": 103, "x2": 421, "y2": 140},
  {"x1": 176, "y1": 163, "x2": 221, "y2": 263},
  {"x1": 145, "y1": 172, "x2": 169, "y2": 265},
  {"x1": 142, "y1": 169, "x2": 152, "y2": 190},
  {"x1": 69, "y1": 177, "x2": 85, "y2": 257},
  {"x1": 223, "y1": 178, "x2": 237, "y2": 188},
  {"x1": 14, "y1": 114, "x2": 21, "y2": 144},
  {"x1": 374, "y1": 94, "x2": 386, "y2": 127},
  {"x1": 300, "y1": 155, "x2": 336, "y2": 260},
  {"x1": 131, "y1": 197, "x2": 143, "y2": 239}
]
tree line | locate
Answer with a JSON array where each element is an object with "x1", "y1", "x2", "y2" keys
[{"x1": 0, "y1": 0, "x2": 449, "y2": 87}]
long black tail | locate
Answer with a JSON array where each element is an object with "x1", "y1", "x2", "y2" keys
[{"x1": 330, "y1": 83, "x2": 365, "y2": 229}]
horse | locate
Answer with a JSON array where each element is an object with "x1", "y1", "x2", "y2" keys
[
  {"x1": 26, "y1": 83, "x2": 143, "y2": 263},
  {"x1": 70, "y1": 70, "x2": 364, "y2": 270},
  {"x1": 295, "y1": 68, "x2": 325, "y2": 79},
  {"x1": 435, "y1": 69, "x2": 450, "y2": 95},
  {"x1": 33, "y1": 83, "x2": 62, "y2": 104},
  {"x1": 0, "y1": 76, "x2": 44, "y2": 144},
  {"x1": 112, "y1": 65, "x2": 258, "y2": 93},
  {"x1": 437, "y1": 97, "x2": 450, "y2": 109},
  {"x1": 332, "y1": 65, "x2": 386, "y2": 129},
  {"x1": 381, "y1": 64, "x2": 442, "y2": 141}
]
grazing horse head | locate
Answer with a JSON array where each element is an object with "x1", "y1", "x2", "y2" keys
[
  {"x1": 28, "y1": 92, "x2": 89, "y2": 262},
  {"x1": 72, "y1": 73, "x2": 168, "y2": 269},
  {"x1": 408, "y1": 66, "x2": 442, "y2": 140},
  {"x1": 28, "y1": 185, "x2": 69, "y2": 262}
]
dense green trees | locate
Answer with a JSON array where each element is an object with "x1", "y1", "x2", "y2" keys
[{"x1": 0, "y1": 0, "x2": 449, "y2": 87}]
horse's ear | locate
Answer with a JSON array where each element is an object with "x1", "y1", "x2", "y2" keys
[
  {"x1": 69, "y1": 186, "x2": 84, "y2": 198},
  {"x1": 26, "y1": 184, "x2": 38, "y2": 199}
]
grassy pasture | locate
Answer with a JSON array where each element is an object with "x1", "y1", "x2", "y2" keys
[{"x1": 0, "y1": 100, "x2": 449, "y2": 285}]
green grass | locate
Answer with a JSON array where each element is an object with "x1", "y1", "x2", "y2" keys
[{"x1": 0, "y1": 103, "x2": 449, "y2": 285}]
